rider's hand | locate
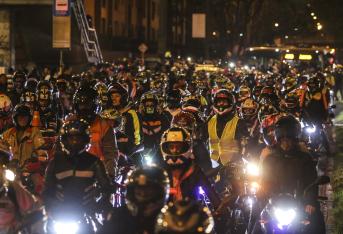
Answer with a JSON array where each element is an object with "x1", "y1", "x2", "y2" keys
[{"x1": 305, "y1": 205, "x2": 316, "y2": 214}]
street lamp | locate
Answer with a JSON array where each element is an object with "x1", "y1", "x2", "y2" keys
[
  {"x1": 317, "y1": 23, "x2": 323, "y2": 30},
  {"x1": 274, "y1": 22, "x2": 279, "y2": 28},
  {"x1": 311, "y1": 12, "x2": 315, "y2": 16},
  {"x1": 285, "y1": 35, "x2": 289, "y2": 39},
  {"x1": 239, "y1": 33, "x2": 244, "y2": 37},
  {"x1": 313, "y1": 16, "x2": 317, "y2": 20}
]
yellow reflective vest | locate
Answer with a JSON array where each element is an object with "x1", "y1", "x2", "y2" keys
[{"x1": 208, "y1": 114, "x2": 240, "y2": 164}]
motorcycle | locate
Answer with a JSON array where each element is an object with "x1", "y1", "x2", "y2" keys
[{"x1": 258, "y1": 176, "x2": 330, "y2": 234}]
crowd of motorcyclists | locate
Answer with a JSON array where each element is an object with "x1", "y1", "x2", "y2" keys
[{"x1": 0, "y1": 57, "x2": 341, "y2": 234}]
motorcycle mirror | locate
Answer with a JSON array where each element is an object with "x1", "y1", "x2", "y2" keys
[{"x1": 315, "y1": 175, "x2": 330, "y2": 185}]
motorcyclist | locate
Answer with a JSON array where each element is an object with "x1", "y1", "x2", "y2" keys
[
  {"x1": 160, "y1": 127, "x2": 221, "y2": 208},
  {"x1": 155, "y1": 198, "x2": 215, "y2": 234},
  {"x1": 139, "y1": 92, "x2": 170, "y2": 165},
  {"x1": 68, "y1": 84, "x2": 118, "y2": 176},
  {"x1": 36, "y1": 80, "x2": 59, "y2": 132},
  {"x1": 43, "y1": 120, "x2": 113, "y2": 231},
  {"x1": 171, "y1": 111, "x2": 212, "y2": 171},
  {"x1": 254, "y1": 115, "x2": 325, "y2": 233},
  {"x1": 163, "y1": 89, "x2": 182, "y2": 123},
  {"x1": 9, "y1": 71, "x2": 26, "y2": 107},
  {"x1": 107, "y1": 82, "x2": 143, "y2": 161},
  {"x1": 207, "y1": 89, "x2": 248, "y2": 165},
  {"x1": 1, "y1": 104, "x2": 46, "y2": 166},
  {"x1": 0, "y1": 162, "x2": 40, "y2": 233},
  {"x1": 100, "y1": 166, "x2": 170, "y2": 234}
]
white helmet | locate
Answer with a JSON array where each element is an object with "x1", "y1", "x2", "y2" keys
[
  {"x1": 160, "y1": 127, "x2": 193, "y2": 167},
  {"x1": 0, "y1": 94, "x2": 12, "y2": 117}
]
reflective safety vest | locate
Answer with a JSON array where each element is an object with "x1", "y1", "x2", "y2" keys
[{"x1": 208, "y1": 114, "x2": 240, "y2": 164}]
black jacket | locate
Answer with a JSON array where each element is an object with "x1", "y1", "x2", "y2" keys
[
  {"x1": 42, "y1": 151, "x2": 113, "y2": 217},
  {"x1": 260, "y1": 146, "x2": 318, "y2": 205}
]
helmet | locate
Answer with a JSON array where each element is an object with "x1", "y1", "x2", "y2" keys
[
  {"x1": 307, "y1": 76, "x2": 320, "y2": 93},
  {"x1": 259, "y1": 86, "x2": 275, "y2": 101},
  {"x1": 238, "y1": 85, "x2": 251, "y2": 102},
  {"x1": 282, "y1": 93, "x2": 299, "y2": 113},
  {"x1": 155, "y1": 199, "x2": 214, "y2": 234},
  {"x1": 13, "y1": 71, "x2": 27, "y2": 82},
  {"x1": 56, "y1": 76, "x2": 68, "y2": 92},
  {"x1": 73, "y1": 85, "x2": 99, "y2": 123},
  {"x1": 60, "y1": 119, "x2": 91, "y2": 155},
  {"x1": 21, "y1": 88, "x2": 37, "y2": 104},
  {"x1": 99, "y1": 108, "x2": 123, "y2": 132},
  {"x1": 140, "y1": 92, "x2": 159, "y2": 115},
  {"x1": 24, "y1": 78, "x2": 38, "y2": 92},
  {"x1": 13, "y1": 104, "x2": 32, "y2": 129},
  {"x1": 125, "y1": 166, "x2": 170, "y2": 217},
  {"x1": 95, "y1": 82, "x2": 109, "y2": 108},
  {"x1": 160, "y1": 127, "x2": 193, "y2": 167},
  {"x1": 108, "y1": 82, "x2": 129, "y2": 108},
  {"x1": 214, "y1": 75, "x2": 227, "y2": 88},
  {"x1": 264, "y1": 75, "x2": 275, "y2": 86},
  {"x1": 182, "y1": 95, "x2": 201, "y2": 110},
  {"x1": 240, "y1": 98, "x2": 258, "y2": 121},
  {"x1": 261, "y1": 114, "x2": 280, "y2": 146},
  {"x1": 0, "y1": 94, "x2": 12, "y2": 117},
  {"x1": 212, "y1": 89, "x2": 235, "y2": 115},
  {"x1": 166, "y1": 89, "x2": 182, "y2": 109},
  {"x1": 37, "y1": 80, "x2": 53, "y2": 107},
  {"x1": 171, "y1": 111, "x2": 196, "y2": 134},
  {"x1": 274, "y1": 115, "x2": 301, "y2": 142},
  {"x1": 258, "y1": 104, "x2": 278, "y2": 123},
  {"x1": 252, "y1": 85, "x2": 263, "y2": 100},
  {"x1": 222, "y1": 80, "x2": 235, "y2": 92},
  {"x1": 283, "y1": 76, "x2": 297, "y2": 93}
]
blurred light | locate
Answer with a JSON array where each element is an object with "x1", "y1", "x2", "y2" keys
[
  {"x1": 299, "y1": 54, "x2": 312, "y2": 60},
  {"x1": 187, "y1": 57, "x2": 192, "y2": 62},
  {"x1": 177, "y1": 55, "x2": 181, "y2": 59},
  {"x1": 249, "y1": 48, "x2": 254, "y2": 51},
  {"x1": 284, "y1": 35, "x2": 289, "y2": 39},
  {"x1": 330, "y1": 48, "x2": 336, "y2": 54},
  {"x1": 275, "y1": 49, "x2": 280, "y2": 52},
  {"x1": 5, "y1": 170, "x2": 15, "y2": 181},
  {"x1": 229, "y1": 62, "x2": 235, "y2": 68},
  {"x1": 313, "y1": 16, "x2": 317, "y2": 20},
  {"x1": 226, "y1": 30, "x2": 231, "y2": 34},
  {"x1": 284, "y1": 54, "x2": 295, "y2": 60},
  {"x1": 244, "y1": 65, "x2": 249, "y2": 70},
  {"x1": 212, "y1": 31, "x2": 217, "y2": 36},
  {"x1": 274, "y1": 208, "x2": 296, "y2": 228},
  {"x1": 274, "y1": 22, "x2": 279, "y2": 27},
  {"x1": 317, "y1": 24, "x2": 322, "y2": 30},
  {"x1": 294, "y1": 28, "x2": 299, "y2": 31},
  {"x1": 239, "y1": 33, "x2": 244, "y2": 37},
  {"x1": 311, "y1": 12, "x2": 315, "y2": 16},
  {"x1": 286, "y1": 49, "x2": 290, "y2": 52},
  {"x1": 315, "y1": 50, "x2": 319, "y2": 54},
  {"x1": 198, "y1": 186, "x2": 205, "y2": 195}
]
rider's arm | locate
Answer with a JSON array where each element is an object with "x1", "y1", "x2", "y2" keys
[
  {"x1": 42, "y1": 158, "x2": 57, "y2": 212},
  {"x1": 101, "y1": 127, "x2": 118, "y2": 177}
]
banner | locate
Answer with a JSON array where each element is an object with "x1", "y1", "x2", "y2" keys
[{"x1": 192, "y1": 14, "x2": 206, "y2": 38}]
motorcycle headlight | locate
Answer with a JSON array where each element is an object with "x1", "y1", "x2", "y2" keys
[
  {"x1": 246, "y1": 163, "x2": 260, "y2": 176},
  {"x1": 274, "y1": 208, "x2": 296, "y2": 228},
  {"x1": 53, "y1": 221, "x2": 79, "y2": 234},
  {"x1": 305, "y1": 126, "x2": 316, "y2": 134},
  {"x1": 5, "y1": 169, "x2": 15, "y2": 181},
  {"x1": 250, "y1": 182, "x2": 260, "y2": 193},
  {"x1": 144, "y1": 154, "x2": 155, "y2": 166}
]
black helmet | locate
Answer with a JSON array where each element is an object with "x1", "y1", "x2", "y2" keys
[
  {"x1": 108, "y1": 82, "x2": 129, "y2": 108},
  {"x1": 60, "y1": 119, "x2": 91, "y2": 155},
  {"x1": 252, "y1": 85, "x2": 263, "y2": 100},
  {"x1": 166, "y1": 89, "x2": 182, "y2": 109},
  {"x1": 140, "y1": 92, "x2": 158, "y2": 115},
  {"x1": 24, "y1": 78, "x2": 38, "y2": 92},
  {"x1": 155, "y1": 199, "x2": 214, "y2": 234},
  {"x1": 125, "y1": 166, "x2": 170, "y2": 217},
  {"x1": 282, "y1": 93, "x2": 299, "y2": 113},
  {"x1": 13, "y1": 71, "x2": 27, "y2": 82},
  {"x1": 13, "y1": 104, "x2": 32, "y2": 129},
  {"x1": 274, "y1": 115, "x2": 301, "y2": 142},
  {"x1": 212, "y1": 89, "x2": 235, "y2": 115},
  {"x1": 73, "y1": 84, "x2": 99, "y2": 123}
]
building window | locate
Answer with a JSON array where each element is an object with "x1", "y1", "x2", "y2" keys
[{"x1": 152, "y1": 1, "x2": 156, "y2": 20}]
